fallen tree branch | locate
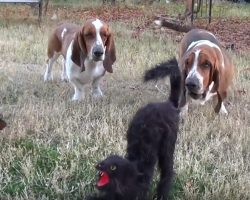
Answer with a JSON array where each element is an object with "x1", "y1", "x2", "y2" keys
[{"x1": 154, "y1": 15, "x2": 193, "y2": 33}]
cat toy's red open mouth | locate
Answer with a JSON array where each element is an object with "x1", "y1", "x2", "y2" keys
[{"x1": 97, "y1": 171, "x2": 110, "y2": 187}]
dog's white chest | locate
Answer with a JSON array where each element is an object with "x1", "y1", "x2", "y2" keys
[
  {"x1": 68, "y1": 61, "x2": 105, "y2": 84},
  {"x1": 66, "y1": 41, "x2": 105, "y2": 84}
]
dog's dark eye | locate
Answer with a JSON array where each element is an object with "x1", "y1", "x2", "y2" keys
[
  {"x1": 185, "y1": 60, "x2": 189, "y2": 66},
  {"x1": 84, "y1": 32, "x2": 93, "y2": 37},
  {"x1": 101, "y1": 33, "x2": 108, "y2": 38},
  {"x1": 110, "y1": 165, "x2": 117, "y2": 171},
  {"x1": 203, "y1": 61, "x2": 211, "y2": 68}
]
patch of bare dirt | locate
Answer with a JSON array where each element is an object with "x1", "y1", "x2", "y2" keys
[
  {"x1": 196, "y1": 18, "x2": 250, "y2": 52},
  {"x1": 46, "y1": 5, "x2": 147, "y2": 22},
  {"x1": 140, "y1": 17, "x2": 250, "y2": 52}
]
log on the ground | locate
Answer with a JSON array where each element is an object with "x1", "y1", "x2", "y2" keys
[{"x1": 154, "y1": 15, "x2": 193, "y2": 33}]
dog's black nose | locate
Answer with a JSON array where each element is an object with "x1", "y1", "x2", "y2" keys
[
  {"x1": 93, "y1": 47, "x2": 104, "y2": 58},
  {"x1": 94, "y1": 50, "x2": 103, "y2": 57},
  {"x1": 185, "y1": 79, "x2": 200, "y2": 91}
]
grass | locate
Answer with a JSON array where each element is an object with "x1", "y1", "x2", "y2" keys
[{"x1": 0, "y1": 1, "x2": 250, "y2": 200}]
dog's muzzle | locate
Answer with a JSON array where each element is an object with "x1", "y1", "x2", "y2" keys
[
  {"x1": 185, "y1": 77, "x2": 203, "y2": 99},
  {"x1": 92, "y1": 45, "x2": 104, "y2": 61}
]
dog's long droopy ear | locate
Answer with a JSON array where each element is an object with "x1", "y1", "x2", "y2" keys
[
  {"x1": 211, "y1": 66, "x2": 220, "y2": 92},
  {"x1": 0, "y1": 118, "x2": 6, "y2": 130},
  {"x1": 103, "y1": 30, "x2": 116, "y2": 73},
  {"x1": 212, "y1": 48, "x2": 224, "y2": 91},
  {"x1": 71, "y1": 30, "x2": 87, "y2": 72}
]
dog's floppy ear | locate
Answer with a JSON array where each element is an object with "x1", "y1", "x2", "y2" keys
[
  {"x1": 211, "y1": 48, "x2": 224, "y2": 91},
  {"x1": 178, "y1": 56, "x2": 188, "y2": 86},
  {"x1": 71, "y1": 30, "x2": 87, "y2": 72},
  {"x1": 211, "y1": 66, "x2": 220, "y2": 92},
  {"x1": 178, "y1": 53, "x2": 188, "y2": 75},
  {"x1": 0, "y1": 118, "x2": 6, "y2": 130},
  {"x1": 103, "y1": 29, "x2": 116, "y2": 73}
]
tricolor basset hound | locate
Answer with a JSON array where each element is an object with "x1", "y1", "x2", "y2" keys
[
  {"x1": 178, "y1": 29, "x2": 234, "y2": 115},
  {"x1": 44, "y1": 19, "x2": 116, "y2": 101}
]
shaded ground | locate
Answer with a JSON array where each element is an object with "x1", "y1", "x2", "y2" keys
[
  {"x1": 0, "y1": 4, "x2": 249, "y2": 52},
  {"x1": 46, "y1": 5, "x2": 250, "y2": 52},
  {"x1": 151, "y1": 17, "x2": 250, "y2": 52},
  {"x1": 197, "y1": 18, "x2": 250, "y2": 51}
]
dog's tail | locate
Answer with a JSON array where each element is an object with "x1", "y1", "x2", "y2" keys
[{"x1": 144, "y1": 58, "x2": 182, "y2": 108}]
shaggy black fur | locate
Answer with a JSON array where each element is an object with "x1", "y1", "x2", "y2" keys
[
  {"x1": 0, "y1": 118, "x2": 6, "y2": 130},
  {"x1": 87, "y1": 58, "x2": 181, "y2": 200}
]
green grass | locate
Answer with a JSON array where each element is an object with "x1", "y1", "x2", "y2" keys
[
  {"x1": 212, "y1": 2, "x2": 250, "y2": 18},
  {"x1": 0, "y1": 138, "x2": 96, "y2": 199},
  {"x1": 0, "y1": 1, "x2": 250, "y2": 200}
]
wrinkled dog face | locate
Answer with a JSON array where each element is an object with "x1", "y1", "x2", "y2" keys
[
  {"x1": 184, "y1": 46, "x2": 217, "y2": 99},
  {"x1": 81, "y1": 19, "x2": 110, "y2": 62}
]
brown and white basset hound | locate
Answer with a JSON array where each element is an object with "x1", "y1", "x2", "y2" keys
[
  {"x1": 178, "y1": 29, "x2": 234, "y2": 115},
  {"x1": 44, "y1": 19, "x2": 116, "y2": 101}
]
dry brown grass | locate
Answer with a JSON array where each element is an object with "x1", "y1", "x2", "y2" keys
[{"x1": 0, "y1": 2, "x2": 250, "y2": 200}]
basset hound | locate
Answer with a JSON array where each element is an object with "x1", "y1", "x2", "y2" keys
[
  {"x1": 178, "y1": 29, "x2": 234, "y2": 115},
  {"x1": 44, "y1": 19, "x2": 116, "y2": 101}
]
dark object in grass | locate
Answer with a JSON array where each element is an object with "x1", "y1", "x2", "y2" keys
[{"x1": 0, "y1": 118, "x2": 7, "y2": 130}]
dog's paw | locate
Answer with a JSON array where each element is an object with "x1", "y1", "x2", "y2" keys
[{"x1": 92, "y1": 90, "x2": 103, "y2": 99}]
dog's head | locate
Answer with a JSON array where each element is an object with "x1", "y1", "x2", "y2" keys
[
  {"x1": 95, "y1": 155, "x2": 138, "y2": 192},
  {"x1": 180, "y1": 40, "x2": 224, "y2": 99},
  {"x1": 71, "y1": 18, "x2": 116, "y2": 73}
]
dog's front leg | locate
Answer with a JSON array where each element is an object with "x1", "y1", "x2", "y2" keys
[
  {"x1": 61, "y1": 61, "x2": 68, "y2": 82},
  {"x1": 214, "y1": 91, "x2": 228, "y2": 115},
  {"x1": 70, "y1": 78, "x2": 85, "y2": 101},
  {"x1": 92, "y1": 76, "x2": 103, "y2": 98},
  {"x1": 44, "y1": 53, "x2": 60, "y2": 81}
]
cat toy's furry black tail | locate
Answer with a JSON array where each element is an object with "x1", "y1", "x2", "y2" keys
[{"x1": 144, "y1": 58, "x2": 182, "y2": 108}]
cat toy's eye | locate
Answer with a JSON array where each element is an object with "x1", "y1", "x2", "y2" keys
[{"x1": 110, "y1": 165, "x2": 117, "y2": 171}]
